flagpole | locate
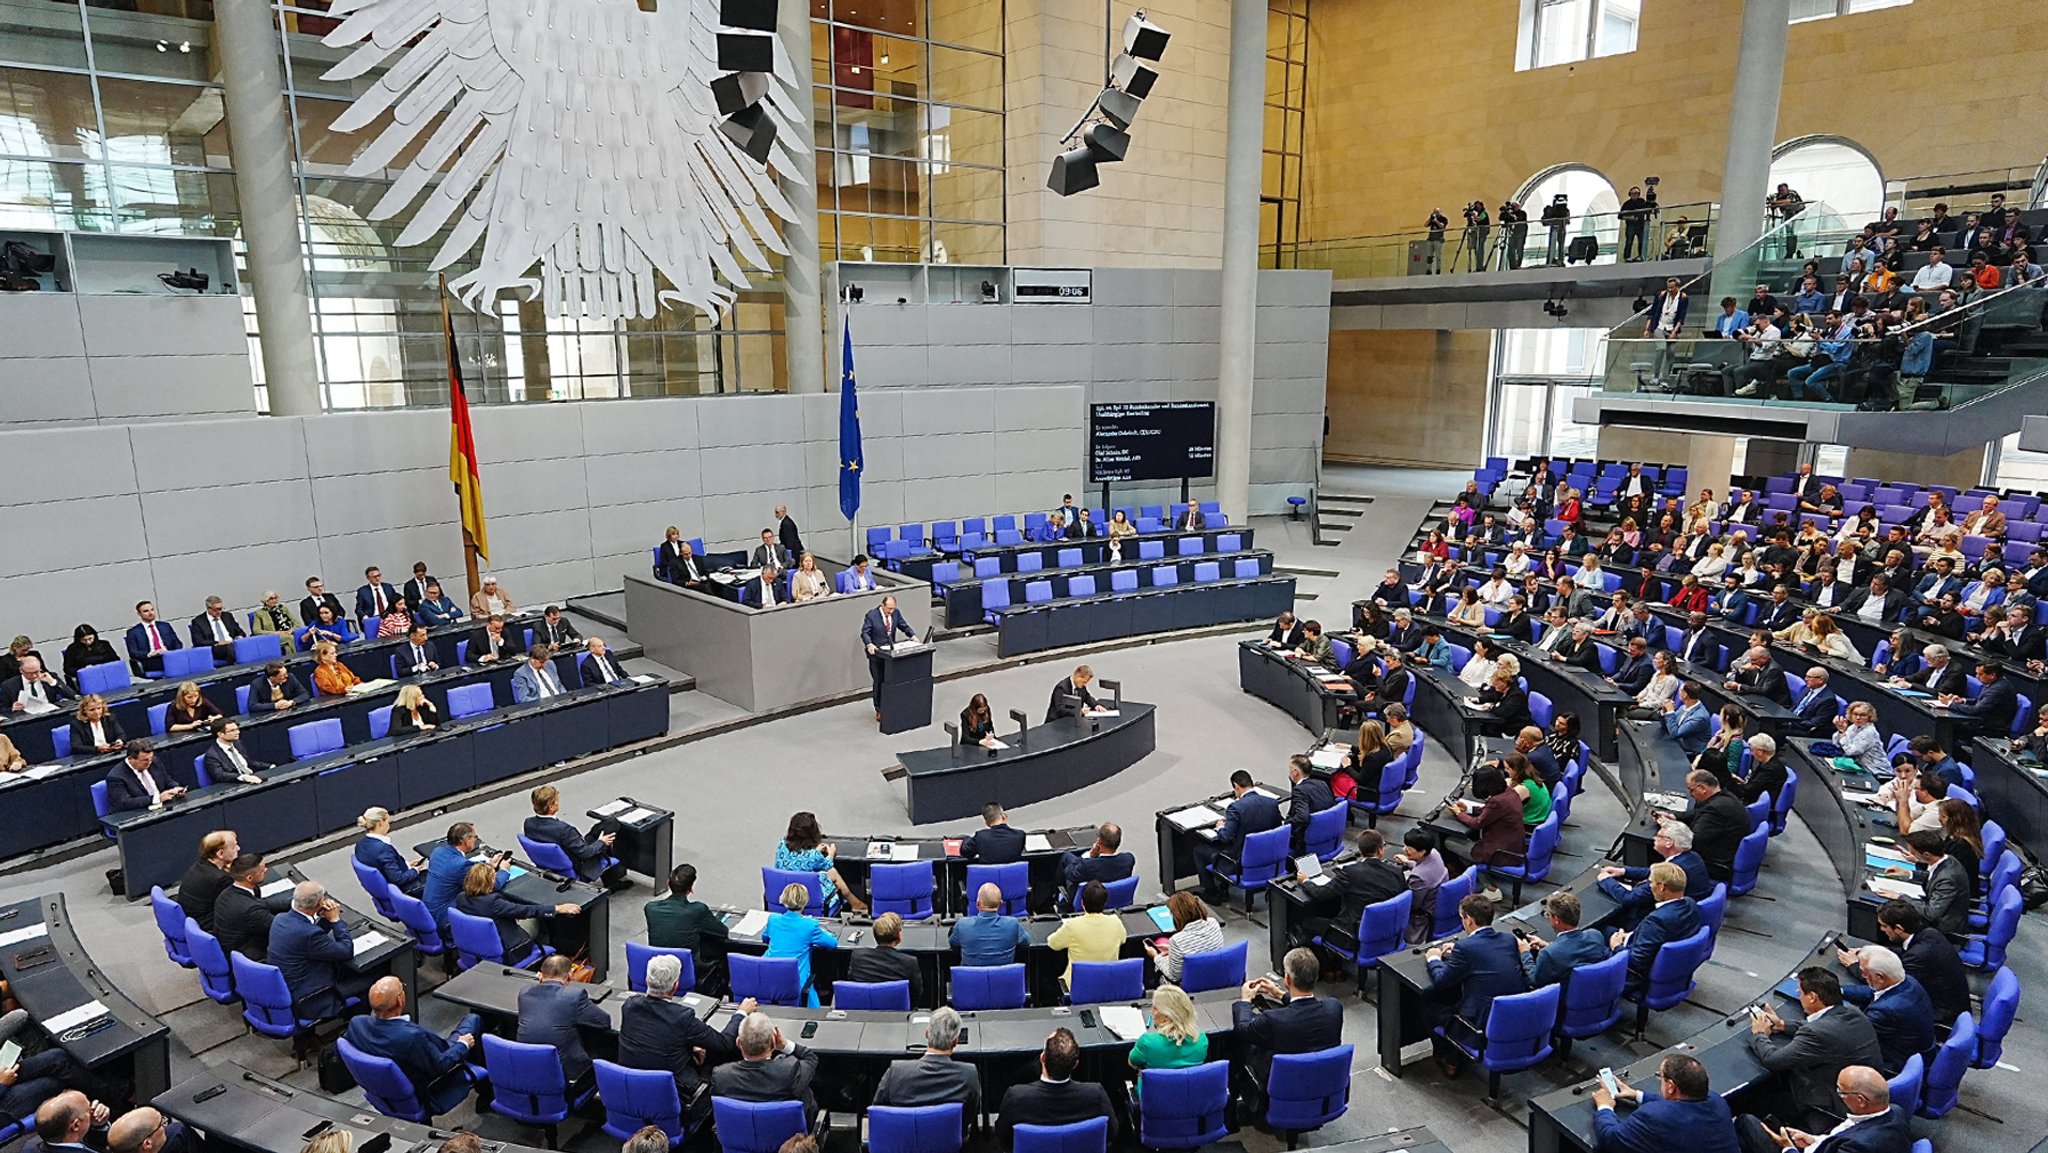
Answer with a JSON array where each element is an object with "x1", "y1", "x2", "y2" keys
[
  {"x1": 442, "y1": 273, "x2": 482, "y2": 603},
  {"x1": 842, "y1": 298, "x2": 860, "y2": 561}
]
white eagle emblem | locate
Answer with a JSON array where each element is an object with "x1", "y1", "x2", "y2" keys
[{"x1": 321, "y1": 0, "x2": 807, "y2": 320}]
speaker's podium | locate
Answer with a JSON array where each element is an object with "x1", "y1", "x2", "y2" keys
[{"x1": 875, "y1": 642, "x2": 934, "y2": 735}]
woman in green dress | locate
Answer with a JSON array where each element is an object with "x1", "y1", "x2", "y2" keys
[{"x1": 1129, "y1": 983, "x2": 1209, "y2": 1094}]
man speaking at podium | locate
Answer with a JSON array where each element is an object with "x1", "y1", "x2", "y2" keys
[{"x1": 863, "y1": 595, "x2": 916, "y2": 722}]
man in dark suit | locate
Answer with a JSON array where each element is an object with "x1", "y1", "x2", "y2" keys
[
  {"x1": 1230, "y1": 946, "x2": 1344, "y2": 1097},
  {"x1": 577, "y1": 637, "x2": 630, "y2": 686},
  {"x1": 1838, "y1": 575, "x2": 1907, "y2": 625},
  {"x1": 25, "y1": 1091, "x2": 118, "y2": 1153},
  {"x1": 1611, "y1": 862, "x2": 1700, "y2": 990},
  {"x1": 1835, "y1": 947, "x2": 1933, "y2": 1075},
  {"x1": 299, "y1": 577, "x2": 346, "y2": 634},
  {"x1": 124, "y1": 601, "x2": 183, "y2": 677},
  {"x1": 1057, "y1": 823, "x2": 1134, "y2": 908},
  {"x1": 236, "y1": 666, "x2": 302, "y2": 721},
  {"x1": 1520, "y1": 891, "x2": 1613, "y2": 988},
  {"x1": 958, "y1": 802, "x2": 1026, "y2": 863},
  {"x1": 1788, "y1": 666, "x2": 1842, "y2": 736},
  {"x1": 775, "y1": 505, "x2": 804, "y2": 563},
  {"x1": 1738, "y1": 1065, "x2": 1910, "y2": 1153},
  {"x1": 1284, "y1": 755, "x2": 1334, "y2": 856},
  {"x1": 523, "y1": 784, "x2": 623, "y2": 886},
  {"x1": 846, "y1": 912, "x2": 924, "y2": 1006},
  {"x1": 201, "y1": 720, "x2": 272, "y2": 787},
  {"x1": 1357, "y1": 650, "x2": 1413, "y2": 715},
  {"x1": 1757, "y1": 585, "x2": 1802, "y2": 632},
  {"x1": 1708, "y1": 576, "x2": 1750, "y2": 624},
  {"x1": 1425, "y1": 895, "x2": 1527, "y2": 1075},
  {"x1": 1888, "y1": 643, "x2": 1966, "y2": 696},
  {"x1": 1607, "y1": 635, "x2": 1655, "y2": 694},
  {"x1": 536, "y1": 606, "x2": 580, "y2": 648},
  {"x1": 1725, "y1": 648, "x2": 1794, "y2": 707},
  {"x1": 1045, "y1": 664, "x2": 1102, "y2": 721},
  {"x1": 212, "y1": 853, "x2": 280, "y2": 961},
  {"x1": 1599, "y1": 824, "x2": 1713, "y2": 928},
  {"x1": 268, "y1": 881, "x2": 373, "y2": 1020},
  {"x1": 661, "y1": 539, "x2": 709, "y2": 589},
  {"x1": 1, "y1": 655, "x2": 72, "y2": 715},
  {"x1": 395, "y1": 625, "x2": 441, "y2": 676},
  {"x1": 616, "y1": 953, "x2": 732, "y2": 1119},
  {"x1": 187, "y1": 596, "x2": 246, "y2": 664},
  {"x1": 1177, "y1": 505, "x2": 1207, "y2": 532},
  {"x1": 517, "y1": 955, "x2": 611, "y2": 1085},
  {"x1": 1592, "y1": 1053, "x2": 1742, "y2": 1153},
  {"x1": 750, "y1": 529, "x2": 792, "y2": 571},
  {"x1": 643, "y1": 863, "x2": 729, "y2": 956},
  {"x1": 469, "y1": 615, "x2": 516, "y2": 664},
  {"x1": 104, "y1": 743, "x2": 186, "y2": 811},
  {"x1": 1850, "y1": 901, "x2": 1970, "y2": 1027},
  {"x1": 1551, "y1": 622, "x2": 1603, "y2": 671},
  {"x1": 1745, "y1": 968, "x2": 1885, "y2": 1132},
  {"x1": 355, "y1": 566, "x2": 401, "y2": 626},
  {"x1": 862, "y1": 595, "x2": 917, "y2": 721},
  {"x1": 714, "y1": 1004, "x2": 821, "y2": 1119},
  {"x1": 1941, "y1": 661, "x2": 2019, "y2": 737},
  {"x1": 1899, "y1": 830, "x2": 1970, "y2": 936},
  {"x1": 401, "y1": 562, "x2": 436, "y2": 609},
  {"x1": 1979, "y1": 603, "x2": 2048, "y2": 662},
  {"x1": 175, "y1": 830, "x2": 239, "y2": 928},
  {"x1": 996, "y1": 1027, "x2": 1115, "y2": 1144},
  {"x1": 1298, "y1": 827, "x2": 1406, "y2": 946},
  {"x1": 1198, "y1": 771, "x2": 1282, "y2": 900},
  {"x1": 873, "y1": 1007, "x2": 980, "y2": 1115},
  {"x1": 345, "y1": 976, "x2": 485, "y2": 1117}
]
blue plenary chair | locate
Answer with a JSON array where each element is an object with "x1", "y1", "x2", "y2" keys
[
  {"x1": 729, "y1": 954, "x2": 804, "y2": 1006},
  {"x1": 965, "y1": 863, "x2": 1027, "y2": 916},
  {"x1": 1068, "y1": 959, "x2": 1144, "y2": 1004},
  {"x1": 448, "y1": 908, "x2": 545, "y2": 971},
  {"x1": 594, "y1": 1059, "x2": 688, "y2": 1147},
  {"x1": 869, "y1": 1104, "x2": 964, "y2": 1153},
  {"x1": 1917, "y1": 1013, "x2": 1975, "y2": 1119},
  {"x1": 520, "y1": 833, "x2": 618, "y2": 881},
  {"x1": 149, "y1": 886, "x2": 195, "y2": 967},
  {"x1": 1111, "y1": 569, "x2": 1139, "y2": 594},
  {"x1": 1177, "y1": 941, "x2": 1248, "y2": 994},
  {"x1": 162, "y1": 648, "x2": 213, "y2": 679},
  {"x1": 981, "y1": 582, "x2": 1013, "y2": 623},
  {"x1": 76, "y1": 662, "x2": 131, "y2": 696},
  {"x1": 1265, "y1": 1045, "x2": 1353, "y2": 1149},
  {"x1": 1488, "y1": 811, "x2": 1559, "y2": 904},
  {"x1": 1068, "y1": 575, "x2": 1097, "y2": 598},
  {"x1": 1961, "y1": 887, "x2": 2020, "y2": 970},
  {"x1": 183, "y1": 918, "x2": 238, "y2": 1006},
  {"x1": 1206, "y1": 825, "x2": 1289, "y2": 914},
  {"x1": 870, "y1": 861, "x2": 937, "y2": 920},
  {"x1": 1102, "y1": 874, "x2": 1141, "y2": 908},
  {"x1": 1302, "y1": 802, "x2": 1347, "y2": 862},
  {"x1": 146, "y1": 702, "x2": 170, "y2": 736},
  {"x1": 483, "y1": 1034, "x2": 595, "y2": 1146},
  {"x1": 1628, "y1": 926, "x2": 1713, "y2": 1036},
  {"x1": 446, "y1": 683, "x2": 494, "y2": 718},
  {"x1": 761, "y1": 868, "x2": 826, "y2": 915},
  {"x1": 833, "y1": 980, "x2": 912, "y2": 1011},
  {"x1": 1431, "y1": 866, "x2": 1481, "y2": 939},
  {"x1": 624, "y1": 942, "x2": 697, "y2": 994},
  {"x1": 287, "y1": 718, "x2": 345, "y2": 759},
  {"x1": 339, "y1": 1036, "x2": 435, "y2": 1123},
  {"x1": 1312, "y1": 890, "x2": 1410, "y2": 996},
  {"x1": 1974, "y1": 967, "x2": 2018, "y2": 1069},
  {"x1": 1135, "y1": 1062, "x2": 1230, "y2": 1149},
  {"x1": 1553, "y1": 950, "x2": 1630, "y2": 1052},
  {"x1": 234, "y1": 633, "x2": 284, "y2": 664},
  {"x1": 1013, "y1": 1118, "x2": 1109, "y2": 1153},
  {"x1": 949, "y1": 964, "x2": 1027, "y2": 1010},
  {"x1": 368, "y1": 706, "x2": 395, "y2": 740},
  {"x1": 231, "y1": 953, "x2": 319, "y2": 1048},
  {"x1": 350, "y1": 856, "x2": 399, "y2": 920},
  {"x1": 1729, "y1": 825, "x2": 1770, "y2": 897},
  {"x1": 1435, "y1": 983, "x2": 1561, "y2": 1099},
  {"x1": 1886, "y1": 1053, "x2": 1923, "y2": 1117},
  {"x1": 1017, "y1": 553, "x2": 1046, "y2": 574},
  {"x1": 389, "y1": 892, "x2": 449, "y2": 961},
  {"x1": 713, "y1": 1098, "x2": 809, "y2": 1153}
]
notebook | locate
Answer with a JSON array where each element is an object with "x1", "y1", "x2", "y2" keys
[{"x1": 1166, "y1": 805, "x2": 1221, "y2": 831}]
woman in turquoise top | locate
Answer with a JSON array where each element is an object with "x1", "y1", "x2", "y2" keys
[
  {"x1": 762, "y1": 882, "x2": 839, "y2": 1007},
  {"x1": 1128, "y1": 984, "x2": 1208, "y2": 1094},
  {"x1": 774, "y1": 811, "x2": 867, "y2": 915}
]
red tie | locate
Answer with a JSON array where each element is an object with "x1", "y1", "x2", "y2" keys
[
  {"x1": 149, "y1": 623, "x2": 164, "y2": 654},
  {"x1": 374, "y1": 587, "x2": 386, "y2": 615}
]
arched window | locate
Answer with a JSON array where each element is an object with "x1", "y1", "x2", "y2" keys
[
  {"x1": 1518, "y1": 165, "x2": 1621, "y2": 262},
  {"x1": 1769, "y1": 137, "x2": 1884, "y2": 232}
]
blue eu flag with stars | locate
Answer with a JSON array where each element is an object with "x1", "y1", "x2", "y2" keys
[{"x1": 839, "y1": 312, "x2": 863, "y2": 521}]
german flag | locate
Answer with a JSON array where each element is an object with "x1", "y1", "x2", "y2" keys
[{"x1": 446, "y1": 308, "x2": 489, "y2": 563}]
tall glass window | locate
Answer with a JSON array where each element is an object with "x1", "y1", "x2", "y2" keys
[
  {"x1": 1261, "y1": 0, "x2": 1309, "y2": 270},
  {"x1": 1520, "y1": 0, "x2": 1639, "y2": 71}
]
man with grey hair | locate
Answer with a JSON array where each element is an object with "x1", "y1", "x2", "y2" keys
[
  {"x1": 1838, "y1": 946, "x2": 1934, "y2": 1076},
  {"x1": 1735, "y1": 733, "x2": 1789, "y2": 809},
  {"x1": 1232, "y1": 947, "x2": 1344, "y2": 1093},
  {"x1": 267, "y1": 880, "x2": 368, "y2": 1019},
  {"x1": 1890, "y1": 643, "x2": 1964, "y2": 696},
  {"x1": 617, "y1": 953, "x2": 732, "y2": 1115},
  {"x1": 871, "y1": 1005, "x2": 981, "y2": 1115},
  {"x1": 1597, "y1": 822, "x2": 1712, "y2": 928},
  {"x1": 713, "y1": 1004, "x2": 819, "y2": 1118},
  {"x1": 189, "y1": 594, "x2": 246, "y2": 663},
  {"x1": 1725, "y1": 647, "x2": 1792, "y2": 706},
  {"x1": 1788, "y1": 667, "x2": 1839, "y2": 736},
  {"x1": 1657, "y1": 769, "x2": 1749, "y2": 882}
]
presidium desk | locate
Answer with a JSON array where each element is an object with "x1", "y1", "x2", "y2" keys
[{"x1": 623, "y1": 558, "x2": 930, "y2": 714}]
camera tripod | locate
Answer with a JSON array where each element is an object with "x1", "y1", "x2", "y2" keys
[{"x1": 1456, "y1": 221, "x2": 1490, "y2": 273}]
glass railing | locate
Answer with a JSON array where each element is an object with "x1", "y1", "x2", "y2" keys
[
  {"x1": 1890, "y1": 158, "x2": 2048, "y2": 216},
  {"x1": 1270, "y1": 200, "x2": 1721, "y2": 279},
  {"x1": 1594, "y1": 206, "x2": 2048, "y2": 414}
]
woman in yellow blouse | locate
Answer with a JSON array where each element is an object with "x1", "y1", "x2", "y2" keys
[{"x1": 311, "y1": 641, "x2": 362, "y2": 696}]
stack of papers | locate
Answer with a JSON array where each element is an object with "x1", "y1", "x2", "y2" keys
[
  {"x1": 259, "y1": 878, "x2": 295, "y2": 898},
  {"x1": 630, "y1": 674, "x2": 661, "y2": 685},
  {"x1": 1097, "y1": 1005, "x2": 1146, "y2": 1041},
  {"x1": 1642, "y1": 792, "x2": 1690, "y2": 814},
  {"x1": 1252, "y1": 787, "x2": 1282, "y2": 801},
  {"x1": 1864, "y1": 841, "x2": 1911, "y2": 864},
  {"x1": 1867, "y1": 877, "x2": 1925, "y2": 900},
  {"x1": 43, "y1": 1002, "x2": 107, "y2": 1033},
  {"x1": 352, "y1": 931, "x2": 389, "y2": 956},
  {"x1": 732, "y1": 910, "x2": 771, "y2": 937},
  {"x1": 1166, "y1": 805, "x2": 1221, "y2": 831},
  {"x1": 0, "y1": 925, "x2": 48, "y2": 948},
  {"x1": 591, "y1": 799, "x2": 632, "y2": 817},
  {"x1": 1309, "y1": 747, "x2": 1348, "y2": 771},
  {"x1": 984, "y1": 738, "x2": 1010, "y2": 750},
  {"x1": 621, "y1": 807, "x2": 658, "y2": 824},
  {"x1": 1024, "y1": 834, "x2": 1054, "y2": 853}
]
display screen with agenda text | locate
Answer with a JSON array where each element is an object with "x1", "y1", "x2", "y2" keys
[{"x1": 1088, "y1": 401, "x2": 1216, "y2": 483}]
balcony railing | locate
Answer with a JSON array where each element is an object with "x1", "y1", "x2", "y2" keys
[{"x1": 1267, "y1": 200, "x2": 1721, "y2": 279}]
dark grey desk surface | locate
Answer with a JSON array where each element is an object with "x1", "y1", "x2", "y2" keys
[
  {"x1": 158, "y1": 1066, "x2": 552, "y2": 1153},
  {"x1": 0, "y1": 893, "x2": 171, "y2": 1099}
]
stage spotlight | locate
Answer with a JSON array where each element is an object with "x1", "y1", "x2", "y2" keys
[
  {"x1": 1110, "y1": 54, "x2": 1158, "y2": 99},
  {"x1": 712, "y1": 71, "x2": 771, "y2": 117},
  {"x1": 1122, "y1": 11, "x2": 1170, "y2": 60},
  {"x1": 1048, "y1": 146, "x2": 1101, "y2": 196},
  {"x1": 720, "y1": 0, "x2": 777, "y2": 31},
  {"x1": 717, "y1": 32, "x2": 774, "y2": 73},
  {"x1": 1084, "y1": 123, "x2": 1130, "y2": 163},
  {"x1": 1047, "y1": 10, "x2": 1168, "y2": 196},
  {"x1": 1097, "y1": 87, "x2": 1143, "y2": 130},
  {"x1": 719, "y1": 105, "x2": 777, "y2": 163}
]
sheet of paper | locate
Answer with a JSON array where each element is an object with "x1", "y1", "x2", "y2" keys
[
  {"x1": 1252, "y1": 787, "x2": 1282, "y2": 800},
  {"x1": 630, "y1": 674, "x2": 660, "y2": 685},
  {"x1": 259, "y1": 878, "x2": 294, "y2": 898},
  {"x1": 20, "y1": 765, "x2": 60, "y2": 781},
  {"x1": 1867, "y1": 878, "x2": 1924, "y2": 900},
  {"x1": 351, "y1": 931, "x2": 389, "y2": 956},
  {"x1": 1863, "y1": 842, "x2": 1911, "y2": 863},
  {"x1": 983, "y1": 739, "x2": 1009, "y2": 751},
  {"x1": 1024, "y1": 834, "x2": 1054, "y2": 853},
  {"x1": 1309, "y1": 747, "x2": 1347, "y2": 771},
  {"x1": 866, "y1": 842, "x2": 895, "y2": 859},
  {"x1": 42, "y1": 1001, "x2": 107, "y2": 1033},
  {"x1": 1091, "y1": 709, "x2": 1121, "y2": 718},
  {"x1": 0, "y1": 924, "x2": 48, "y2": 948},
  {"x1": 1166, "y1": 805, "x2": 1221, "y2": 831},
  {"x1": 591, "y1": 799, "x2": 631, "y2": 817},
  {"x1": 621, "y1": 807, "x2": 658, "y2": 824},
  {"x1": 1098, "y1": 1005, "x2": 1146, "y2": 1041},
  {"x1": 732, "y1": 910, "x2": 770, "y2": 937},
  {"x1": 889, "y1": 843, "x2": 921, "y2": 862}
]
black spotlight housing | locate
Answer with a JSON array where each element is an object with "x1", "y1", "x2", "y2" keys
[
  {"x1": 1097, "y1": 87, "x2": 1143, "y2": 130},
  {"x1": 717, "y1": 32, "x2": 774, "y2": 73},
  {"x1": 1048, "y1": 147, "x2": 1100, "y2": 196},
  {"x1": 720, "y1": 0, "x2": 777, "y2": 31},
  {"x1": 1110, "y1": 54, "x2": 1157, "y2": 99},
  {"x1": 1083, "y1": 122, "x2": 1130, "y2": 163},
  {"x1": 720, "y1": 105, "x2": 777, "y2": 163},
  {"x1": 712, "y1": 71, "x2": 772, "y2": 117},
  {"x1": 1122, "y1": 12, "x2": 1170, "y2": 61}
]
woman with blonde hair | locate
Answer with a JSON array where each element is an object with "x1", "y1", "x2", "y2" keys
[
  {"x1": 762, "y1": 881, "x2": 838, "y2": 1006},
  {"x1": 1801, "y1": 613, "x2": 1861, "y2": 662},
  {"x1": 790, "y1": 553, "x2": 831, "y2": 601},
  {"x1": 354, "y1": 806, "x2": 427, "y2": 896},
  {"x1": 311, "y1": 641, "x2": 361, "y2": 696},
  {"x1": 391, "y1": 683, "x2": 439, "y2": 734},
  {"x1": 165, "y1": 681, "x2": 224, "y2": 733},
  {"x1": 302, "y1": 1132, "x2": 354, "y2": 1153},
  {"x1": 454, "y1": 861, "x2": 580, "y2": 966},
  {"x1": 1141, "y1": 890, "x2": 1223, "y2": 984},
  {"x1": 69, "y1": 693, "x2": 125, "y2": 754},
  {"x1": 0, "y1": 733, "x2": 26, "y2": 773},
  {"x1": 1128, "y1": 983, "x2": 1208, "y2": 1086}
]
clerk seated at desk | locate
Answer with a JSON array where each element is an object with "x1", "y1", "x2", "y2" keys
[
  {"x1": 1047, "y1": 664, "x2": 1113, "y2": 721},
  {"x1": 345, "y1": 975, "x2": 485, "y2": 1119},
  {"x1": 750, "y1": 563, "x2": 784, "y2": 608},
  {"x1": 1518, "y1": 890, "x2": 1613, "y2": 988},
  {"x1": 1589, "y1": 1053, "x2": 1742, "y2": 1153},
  {"x1": 246, "y1": 661, "x2": 308, "y2": 715},
  {"x1": 354, "y1": 807, "x2": 426, "y2": 898},
  {"x1": 454, "y1": 862, "x2": 581, "y2": 964},
  {"x1": 202, "y1": 719, "x2": 271, "y2": 785},
  {"x1": 269, "y1": 880, "x2": 375, "y2": 1020},
  {"x1": 104, "y1": 742, "x2": 185, "y2": 811},
  {"x1": 1058, "y1": 823, "x2": 1134, "y2": 909},
  {"x1": 1197, "y1": 770, "x2": 1281, "y2": 902},
  {"x1": 509, "y1": 644, "x2": 568, "y2": 702},
  {"x1": 957, "y1": 695, "x2": 1002, "y2": 753},
  {"x1": 1285, "y1": 755, "x2": 1336, "y2": 856},
  {"x1": 1425, "y1": 895, "x2": 1529, "y2": 1078},
  {"x1": 957, "y1": 800, "x2": 1023, "y2": 862},
  {"x1": 1597, "y1": 823, "x2": 1712, "y2": 929}
]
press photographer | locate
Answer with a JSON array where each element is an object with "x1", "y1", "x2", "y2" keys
[
  {"x1": 1619, "y1": 178, "x2": 1658, "y2": 262},
  {"x1": 1499, "y1": 199, "x2": 1529, "y2": 270},
  {"x1": 1461, "y1": 200, "x2": 1491, "y2": 272},
  {"x1": 1541, "y1": 194, "x2": 1571, "y2": 266},
  {"x1": 1424, "y1": 208, "x2": 1449, "y2": 275}
]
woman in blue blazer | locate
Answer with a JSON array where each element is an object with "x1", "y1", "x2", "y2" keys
[
  {"x1": 353, "y1": 807, "x2": 426, "y2": 896},
  {"x1": 453, "y1": 862, "x2": 579, "y2": 962}
]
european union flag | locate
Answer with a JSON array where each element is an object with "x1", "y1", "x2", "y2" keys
[{"x1": 839, "y1": 312, "x2": 863, "y2": 521}]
